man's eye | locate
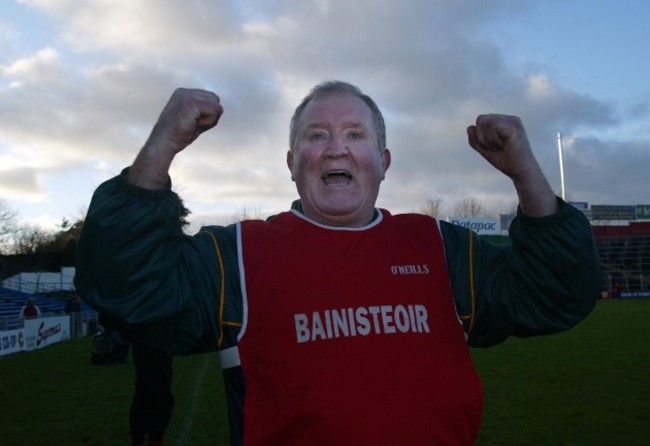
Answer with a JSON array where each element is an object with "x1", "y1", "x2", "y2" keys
[
  {"x1": 309, "y1": 133, "x2": 326, "y2": 141},
  {"x1": 348, "y1": 132, "x2": 363, "y2": 140}
]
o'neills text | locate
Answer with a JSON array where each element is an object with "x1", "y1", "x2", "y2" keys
[{"x1": 294, "y1": 304, "x2": 430, "y2": 343}]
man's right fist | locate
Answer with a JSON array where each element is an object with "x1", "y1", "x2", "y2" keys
[{"x1": 147, "y1": 88, "x2": 223, "y2": 156}]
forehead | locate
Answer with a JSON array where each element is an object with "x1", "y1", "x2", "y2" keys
[{"x1": 297, "y1": 93, "x2": 374, "y2": 128}]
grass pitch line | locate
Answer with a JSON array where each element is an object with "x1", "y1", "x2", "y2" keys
[{"x1": 173, "y1": 353, "x2": 211, "y2": 446}]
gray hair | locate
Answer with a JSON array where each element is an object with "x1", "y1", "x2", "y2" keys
[{"x1": 289, "y1": 80, "x2": 386, "y2": 151}]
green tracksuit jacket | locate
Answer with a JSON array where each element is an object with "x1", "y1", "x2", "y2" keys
[{"x1": 74, "y1": 170, "x2": 601, "y2": 353}]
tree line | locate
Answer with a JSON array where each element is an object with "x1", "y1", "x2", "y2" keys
[
  {"x1": 417, "y1": 195, "x2": 516, "y2": 220},
  {"x1": 0, "y1": 199, "x2": 84, "y2": 272},
  {"x1": 0, "y1": 198, "x2": 191, "y2": 274}
]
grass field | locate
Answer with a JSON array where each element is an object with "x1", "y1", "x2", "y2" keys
[
  {"x1": 473, "y1": 299, "x2": 649, "y2": 445},
  {"x1": 1, "y1": 299, "x2": 648, "y2": 445}
]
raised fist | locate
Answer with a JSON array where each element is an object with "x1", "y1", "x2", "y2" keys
[{"x1": 146, "y1": 88, "x2": 223, "y2": 157}]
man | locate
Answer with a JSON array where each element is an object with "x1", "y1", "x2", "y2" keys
[
  {"x1": 75, "y1": 81, "x2": 601, "y2": 445},
  {"x1": 129, "y1": 342, "x2": 174, "y2": 446},
  {"x1": 64, "y1": 295, "x2": 82, "y2": 313},
  {"x1": 20, "y1": 297, "x2": 41, "y2": 319},
  {"x1": 64, "y1": 295, "x2": 83, "y2": 338}
]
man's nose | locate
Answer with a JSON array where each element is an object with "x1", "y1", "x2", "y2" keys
[{"x1": 325, "y1": 134, "x2": 348, "y2": 158}]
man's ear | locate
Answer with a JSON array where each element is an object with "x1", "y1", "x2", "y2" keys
[
  {"x1": 287, "y1": 150, "x2": 295, "y2": 181},
  {"x1": 381, "y1": 148, "x2": 392, "y2": 179}
]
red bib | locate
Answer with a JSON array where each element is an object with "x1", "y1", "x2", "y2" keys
[{"x1": 237, "y1": 210, "x2": 483, "y2": 445}]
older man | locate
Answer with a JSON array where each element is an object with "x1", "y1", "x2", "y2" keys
[{"x1": 75, "y1": 81, "x2": 600, "y2": 445}]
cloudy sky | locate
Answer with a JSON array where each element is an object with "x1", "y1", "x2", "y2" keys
[{"x1": 1, "y1": 0, "x2": 649, "y2": 232}]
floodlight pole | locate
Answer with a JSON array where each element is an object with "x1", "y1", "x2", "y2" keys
[{"x1": 557, "y1": 132, "x2": 566, "y2": 200}]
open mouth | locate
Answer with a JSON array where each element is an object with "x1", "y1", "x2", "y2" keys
[{"x1": 322, "y1": 170, "x2": 352, "y2": 187}]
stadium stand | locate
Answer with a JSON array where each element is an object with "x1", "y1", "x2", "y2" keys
[
  {"x1": 0, "y1": 286, "x2": 97, "y2": 331},
  {"x1": 592, "y1": 222, "x2": 650, "y2": 298},
  {"x1": 0, "y1": 260, "x2": 97, "y2": 331},
  {"x1": 482, "y1": 221, "x2": 650, "y2": 299}
]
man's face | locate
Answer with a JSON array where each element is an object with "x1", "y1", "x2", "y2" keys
[{"x1": 287, "y1": 93, "x2": 391, "y2": 227}]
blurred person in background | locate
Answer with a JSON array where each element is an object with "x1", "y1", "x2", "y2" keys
[
  {"x1": 129, "y1": 342, "x2": 174, "y2": 446},
  {"x1": 20, "y1": 297, "x2": 41, "y2": 319}
]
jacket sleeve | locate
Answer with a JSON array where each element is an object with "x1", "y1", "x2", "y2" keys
[
  {"x1": 441, "y1": 198, "x2": 601, "y2": 348},
  {"x1": 74, "y1": 170, "x2": 238, "y2": 355}
]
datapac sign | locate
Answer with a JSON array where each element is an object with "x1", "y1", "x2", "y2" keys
[
  {"x1": 569, "y1": 201, "x2": 589, "y2": 211},
  {"x1": 448, "y1": 217, "x2": 500, "y2": 235},
  {"x1": 591, "y1": 205, "x2": 637, "y2": 221}
]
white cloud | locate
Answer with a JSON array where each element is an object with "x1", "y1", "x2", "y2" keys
[
  {"x1": 0, "y1": 167, "x2": 42, "y2": 198},
  {"x1": 2, "y1": 0, "x2": 649, "y2": 228},
  {"x1": 1, "y1": 46, "x2": 62, "y2": 87}
]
